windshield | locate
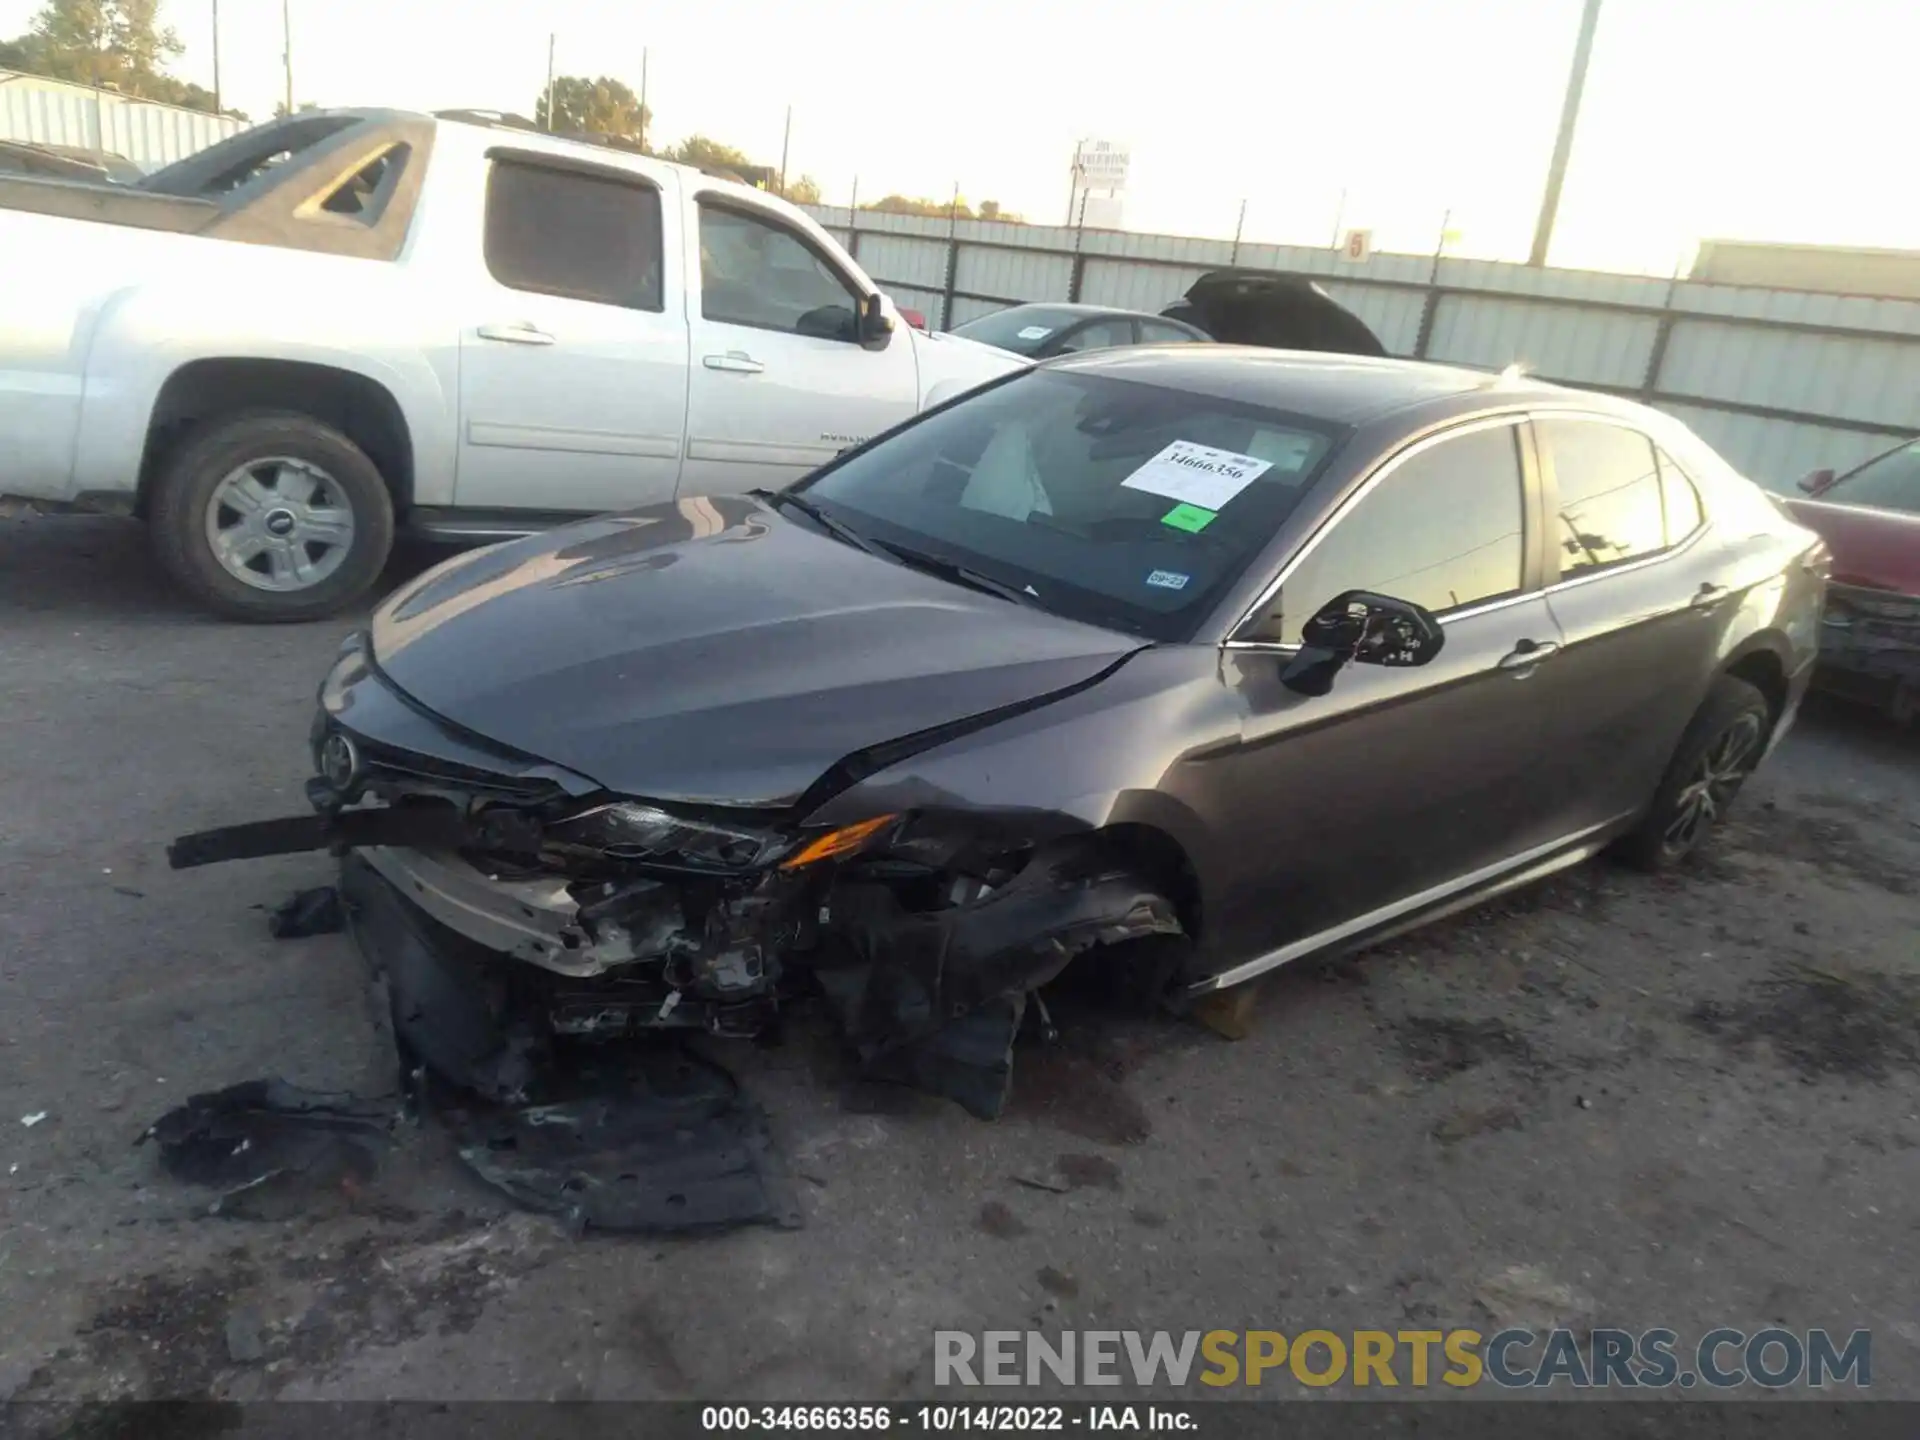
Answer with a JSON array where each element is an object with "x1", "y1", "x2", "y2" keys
[
  {"x1": 951, "y1": 308, "x2": 1086, "y2": 356},
  {"x1": 794, "y1": 370, "x2": 1344, "y2": 641},
  {"x1": 1831, "y1": 440, "x2": 1920, "y2": 515}
]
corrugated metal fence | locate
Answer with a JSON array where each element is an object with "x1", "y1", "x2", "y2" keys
[
  {"x1": 0, "y1": 70, "x2": 242, "y2": 171},
  {"x1": 808, "y1": 205, "x2": 1920, "y2": 494}
]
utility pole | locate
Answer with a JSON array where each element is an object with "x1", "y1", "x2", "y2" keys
[
  {"x1": 1329, "y1": 187, "x2": 1347, "y2": 248},
  {"x1": 1528, "y1": 0, "x2": 1603, "y2": 267},
  {"x1": 1230, "y1": 198, "x2": 1247, "y2": 266},
  {"x1": 1064, "y1": 159, "x2": 1081, "y2": 226},
  {"x1": 778, "y1": 105, "x2": 791, "y2": 194},
  {"x1": 210, "y1": 0, "x2": 221, "y2": 115},
  {"x1": 280, "y1": 0, "x2": 292, "y2": 116},
  {"x1": 543, "y1": 34, "x2": 556, "y2": 131},
  {"x1": 638, "y1": 47, "x2": 648, "y2": 150}
]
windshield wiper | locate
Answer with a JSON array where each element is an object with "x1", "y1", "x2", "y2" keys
[
  {"x1": 751, "y1": 488, "x2": 887, "y2": 560},
  {"x1": 867, "y1": 539, "x2": 1045, "y2": 610}
]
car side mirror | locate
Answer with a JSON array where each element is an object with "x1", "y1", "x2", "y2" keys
[
  {"x1": 859, "y1": 293, "x2": 895, "y2": 350},
  {"x1": 1280, "y1": 590, "x2": 1445, "y2": 696},
  {"x1": 1798, "y1": 468, "x2": 1836, "y2": 496}
]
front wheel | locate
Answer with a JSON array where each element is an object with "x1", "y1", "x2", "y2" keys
[
  {"x1": 1617, "y1": 675, "x2": 1772, "y2": 871},
  {"x1": 148, "y1": 411, "x2": 396, "y2": 622}
]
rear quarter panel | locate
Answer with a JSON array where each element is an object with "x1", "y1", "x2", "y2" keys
[{"x1": 60, "y1": 220, "x2": 460, "y2": 506}]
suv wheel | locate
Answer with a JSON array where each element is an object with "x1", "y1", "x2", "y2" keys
[
  {"x1": 1618, "y1": 674, "x2": 1772, "y2": 870},
  {"x1": 149, "y1": 411, "x2": 395, "y2": 622}
]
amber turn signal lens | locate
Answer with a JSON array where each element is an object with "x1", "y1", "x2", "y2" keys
[{"x1": 780, "y1": 814, "x2": 898, "y2": 869}]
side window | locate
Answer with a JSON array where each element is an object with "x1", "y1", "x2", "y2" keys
[
  {"x1": 484, "y1": 160, "x2": 663, "y2": 311},
  {"x1": 1139, "y1": 319, "x2": 1206, "y2": 345},
  {"x1": 698, "y1": 204, "x2": 861, "y2": 341},
  {"x1": 1539, "y1": 421, "x2": 1667, "y2": 577},
  {"x1": 316, "y1": 144, "x2": 408, "y2": 222},
  {"x1": 1053, "y1": 319, "x2": 1137, "y2": 354},
  {"x1": 1656, "y1": 448, "x2": 1704, "y2": 542},
  {"x1": 1247, "y1": 424, "x2": 1527, "y2": 644}
]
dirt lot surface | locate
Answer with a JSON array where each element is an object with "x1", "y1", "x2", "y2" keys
[{"x1": 2, "y1": 515, "x2": 1917, "y2": 1405}]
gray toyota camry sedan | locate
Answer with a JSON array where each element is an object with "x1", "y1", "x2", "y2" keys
[{"x1": 174, "y1": 349, "x2": 1830, "y2": 1118}]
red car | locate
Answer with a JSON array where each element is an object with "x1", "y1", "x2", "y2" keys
[{"x1": 1784, "y1": 438, "x2": 1920, "y2": 722}]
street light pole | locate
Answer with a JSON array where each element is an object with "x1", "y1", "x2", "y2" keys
[
  {"x1": 778, "y1": 105, "x2": 791, "y2": 194},
  {"x1": 1528, "y1": 0, "x2": 1603, "y2": 268},
  {"x1": 210, "y1": 0, "x2": 220, "y2": 115},
  {"x1": 281, "y1": 0, "x2": 292, "y2": 116}
]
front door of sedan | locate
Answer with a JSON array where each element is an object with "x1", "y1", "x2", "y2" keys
[
  {"x1": 1199, "y1": 419, "x2": 1572, "y2": 967},
  {"x1": 1526, "y1": 417, "x2": 1734, "y2": 835}
]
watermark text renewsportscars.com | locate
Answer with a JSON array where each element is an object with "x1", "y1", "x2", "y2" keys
[{"x1": 934, "y1": 1328, "x2": 1872, "y2": 1390}]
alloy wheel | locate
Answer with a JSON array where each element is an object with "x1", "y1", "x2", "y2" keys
[
  {"x1": 204, "y1": 457, "x2": 357, "y2": 592},
  {"x1": 1662, "y1": 711, "x2": 1763, "y2": 855}
]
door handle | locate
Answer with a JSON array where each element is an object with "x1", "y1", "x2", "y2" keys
[
  {"x1": 1690, "y1": 583, "x2": 1731, "y2": 611},
  {"x1": 1498, "y1": 638, "x2": 1561, "y2": 672},
  {"x1": 476, "y1": 323, "x2": 555, "y2": 346},
  {"x1": 703, "y1": 351, "x2": 765, "y2": 374}
]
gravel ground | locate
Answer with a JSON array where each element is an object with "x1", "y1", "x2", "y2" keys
[{"x1": 2, "y1": 514, "x2": 1916, "y2": 1406}]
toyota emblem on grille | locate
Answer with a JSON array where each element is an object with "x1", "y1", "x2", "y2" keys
[{"x1": 319, "y1": 732, "x2": 361, "y2": 790}]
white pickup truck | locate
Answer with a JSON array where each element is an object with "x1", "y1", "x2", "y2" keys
[{"x1": 0, "y1": 108, "x2": 1020, "y2": 620}]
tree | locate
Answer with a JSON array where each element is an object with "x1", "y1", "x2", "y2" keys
[
  {"x1": 782, "y1": 174, "x2": 821, "y2": 205},
  {"x1": 667, "y1": 134, "x2": 754, "y2": 173},
  {"x1": 978, "y1": 199, "x2": 1023, "y2": 223},
  {"x1": 2, "y1": 0, "x2": 242, "y2": 117},
  {"x1": 865, "y1": 194, "x2": 973, "y2": 219},
  {"x1": 272, "y1": 100, "x2": 319, "y2": 119},
  {"x1": 24, "y1": 0, "x2": 178, "y2": 89},
  {"x1": 536, "y1": 75, "x2": 649, "y2": 144}
]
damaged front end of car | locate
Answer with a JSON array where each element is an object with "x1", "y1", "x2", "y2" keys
[
  {"x1": 1818, "y1": 582, "x2": 1920, "y2": 723},
  {"x1": 169, "y1": 634, "x2": 1184, "y2": 1120}
]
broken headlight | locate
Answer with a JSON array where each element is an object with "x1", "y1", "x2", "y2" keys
[{"x1": 551, "y1": 802, "x2": 794, "y2": 869}]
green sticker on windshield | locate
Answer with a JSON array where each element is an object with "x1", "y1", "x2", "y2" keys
[{"x1": 1161, "y1": 502, "x2": 1218, "y2": 533}]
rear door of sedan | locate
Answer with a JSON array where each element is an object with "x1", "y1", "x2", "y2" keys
[
  {"x1": 1205, "y1": 415, "x2": 1571, "y2": 967},
  {"x1": 1526, "y1": 414, "x2": 1730, "y2": 835}
]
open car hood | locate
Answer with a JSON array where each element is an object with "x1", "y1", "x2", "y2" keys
[
  {"x1": 1165, "y1": 269, "x2": 1388, "y2": 357},
  {"x1": 366, "y1": 497, "x2": 1146, "y2": 808}
]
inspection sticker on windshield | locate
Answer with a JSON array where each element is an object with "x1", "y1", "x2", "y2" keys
[
  {"x1": 1017, "y1": 325, "x2": 1053, "y2": 340},
  {"x1": 1122, "y1": 440, "x2": 1273, "y2": 511},
  {"x1": 1160, "y1": 502, "x2": 1217, "y2": 533},
  {"x1": 1145, "y1": 569, "x2": 1191, "y2": 591}
]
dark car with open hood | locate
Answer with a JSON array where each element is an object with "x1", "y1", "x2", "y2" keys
[{"x1": 172, "y1": 349, "x2": 1829, "y2": 1122}]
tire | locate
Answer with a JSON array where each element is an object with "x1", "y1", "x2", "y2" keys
[
  {"x1": 148, "y1": 410, "x2": 396, "y2": 622},
  {"x1": 1617, "y1": 675, "x2": 1772, "y2": 871}
]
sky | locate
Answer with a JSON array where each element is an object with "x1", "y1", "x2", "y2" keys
[{"x1": 2, "y1": 0, "x2": 1913, "y2": 274}]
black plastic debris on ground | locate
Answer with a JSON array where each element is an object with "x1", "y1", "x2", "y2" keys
[
  {"x1": 437, "y1": 1046, "x2": 802, "y2": 1235},
  {"x1": 267, "y1": 884, "x2": 344, "y2": 939},
  {"x1": 138, "y1": 1079, "x2": 395, "y2": 1219}
]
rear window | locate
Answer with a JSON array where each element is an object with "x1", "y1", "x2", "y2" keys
[
  {"x1": 952, "y1": 308, "x2": 1088, "y2": 355},
  {"x1": 797, "y1": 370, "x2": 1343, "y2": 641},
  {"x1": 484, "y1": 160, "x2": 663, "y2": 311}
]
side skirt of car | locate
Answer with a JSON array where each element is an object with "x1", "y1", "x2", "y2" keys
[{"x1": 1186, "y1": 814, "x2": 1634, "y2": 996}]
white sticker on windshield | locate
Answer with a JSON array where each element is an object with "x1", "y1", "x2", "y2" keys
[
  {"x1": 1145, "y1": 569, "x2": 1191, "y2": 591},
  {"x1": 1016, "y1": 325, "x2": 1054, "y2": 340},
  {"x1": 1121, "y1": 440, "x2": 1274, "y2": 511}
]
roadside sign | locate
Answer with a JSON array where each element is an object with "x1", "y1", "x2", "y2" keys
[
  {"x1": 1073, "y1": 139, "x2": 1130, "y2": 191},
  {"x1": 1341, "y1": 229, "x2": 1373, "y2": 263}
]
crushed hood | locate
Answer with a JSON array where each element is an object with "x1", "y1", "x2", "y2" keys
[
  {"x1": 1165, "y1": 270, "x2": 1389, "y2": 357},
  {"x1": 368, "y1": 496, "x2": 1145, "y2": 808}
]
